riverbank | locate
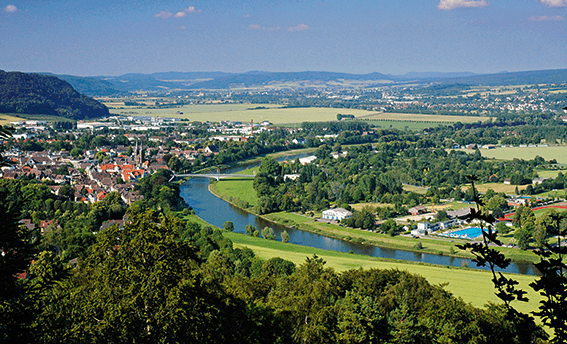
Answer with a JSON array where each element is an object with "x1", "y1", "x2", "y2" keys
[
  {"x1": 178, "y1": 213, "x2": 540, "y2": 315},
  {"x1": 209, "y1": 179, "x2": 539, "y2": 264}
]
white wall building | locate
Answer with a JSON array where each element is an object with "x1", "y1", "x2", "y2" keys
[{"x1": 322, "y1": 208, "x2": 353, "y2": 221}]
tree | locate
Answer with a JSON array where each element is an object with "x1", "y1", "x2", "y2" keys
[
  {"x1": 224, "y1": 221, "x2": 234, "y2": 232},
  {"x1": 245, "y1": 224, "x2": 255, "y2": 236},
  {"x1": 0, "y1": 188, "x2": 38, "y2": 341},
  {"x1": 514, "y1": 227, "x2": 531, "y2": 250},
  {"x1": 258, "y1": 157, "x2": 281, "y2": 178},
  {"x1": 44, "y1": 209, "x2": 253, "y2": 343},
  {"x1": 262, "y1": 226, "x2": 275, "y2": 240},
  {"x1": 281, "y1": 230, "x2": 290, "y2": 243}
]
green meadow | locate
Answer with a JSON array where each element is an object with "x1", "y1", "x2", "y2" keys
[
  {"x1": 221, "y1": 231, "x2": 541, "y2": 315},
  {"x1": 178, "y1": 214, "x2": 541, "y2": 318}
]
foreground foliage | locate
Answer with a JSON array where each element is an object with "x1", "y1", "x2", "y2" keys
[{"x1": 1, "y1": 202, "x2": 548, "y2": 343}]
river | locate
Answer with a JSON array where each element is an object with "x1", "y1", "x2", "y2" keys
[{"x1": 180, "y1": 152, "x2": 538, "y2": 275}]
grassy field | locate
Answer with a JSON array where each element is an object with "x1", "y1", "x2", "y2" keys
[
  {"x1": 533, "y1": 189, "x2": 567, "y2": 199},
  {"x1": 209, "y1": 179, "x2": 258, "y2": 207},
  {"x1": 402, "y1": 184, "x2": 429, "y2": 194},
  {"x1": 0, "y1": 113, "x2": 27, "y2": 125},
  {"x1": 177, "y1": 211, "x2": 541, "y2": 315},
  {"x1": 534, "y1": 169, "x2": 564, "y2": 179},
  {"x1": 222, "y1": 231, "x2": 540, "y2": 314},
  {"x1": 471, "y1": 146, "x2": 567, "y2": 164},
  {"x1": 471, "y1": 182, "x2": 528, "y2": 194},
  {"x1": 0, "y1": 113, "x2": 76, "y2": 125}
]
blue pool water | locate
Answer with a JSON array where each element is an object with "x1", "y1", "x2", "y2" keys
[{"x1": 441, "y1": 227, "x2": 483, "y2": 240}]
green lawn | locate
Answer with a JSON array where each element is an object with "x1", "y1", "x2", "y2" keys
[
  {"x1": 222, "y1": 231, "x2": 540, "y2": 315},
  {"x1": 209, "y1": 179, "x2": 258, "y2": 207}
]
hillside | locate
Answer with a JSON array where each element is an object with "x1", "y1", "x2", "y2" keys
[
  {"x1": 0, "y1": 70, "x2": 109, "y2": 120},
  {"x1": 46, "y1": 73, "x2": 123, "y2": 97}
]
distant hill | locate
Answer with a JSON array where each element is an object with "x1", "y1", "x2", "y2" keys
[
  {"x1": 441, "y1": 69, "x2": 567, "y2": 86},
  {"x1": 396, "y1": 71, "x2": 478, "y2": 80},
  {"x1": 0, "y1": 70, "x2": 109, "y2": 120},
  {"x1": 46, "y1": 73, "x2": 123, "y2": 97},
  {"x1": 187, "y1": 71, "x2": 394, "y2": 89},
  {"x1": 46, "y1": 68, "x2": 567, "y2": 94},
  {"x1": 91, "y1": 71, "x2": 234, "y2": 92}
]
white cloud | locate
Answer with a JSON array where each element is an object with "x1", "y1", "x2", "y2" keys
[
  {"x1": 529, "y1": 15, "x2": 565, "y2": 21},
  {"x1": 183, "y1": 6, "x2": 201, "y2": 13},
  {"x1": 249, "y1": 24, "x2": 263, "y2": 30},
  {"x1": 5, "y1": 4, "x2": 17, "y2": 13},
  {"x1": 155, "y1": 11, "x2": 173, "y2": 19},
  {"x1": 540, "y1": 0, "x2": 567, "y2": 7},
  {"x1": 287, "y1": 24, "x2": 309, "y2": 32},
  {"x1": 156, "y1": 6, "x2": 200, "y2": 19},
  {"x1": 437, "y1": 0, "x2": 488, "y2": 10}
]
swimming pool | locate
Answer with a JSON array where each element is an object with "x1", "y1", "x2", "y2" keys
[{"x1": 441, "y1": 227, "x2": 484, "y2": 240}]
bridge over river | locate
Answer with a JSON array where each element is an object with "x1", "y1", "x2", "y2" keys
[{"x1": 170, "y1": 173, "x2": 256, "y2": 181}]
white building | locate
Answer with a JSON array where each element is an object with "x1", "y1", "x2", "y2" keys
[
  {"x1": 299, "y1": 155, "x2": 317, "y2": 165},
  {"x1": 322, "y1": 208, "x2": 353, "y2": 221}
]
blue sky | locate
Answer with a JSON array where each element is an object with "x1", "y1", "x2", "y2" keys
[{"x1": 1, "y1": 0, "x2": 566, "y2": 76}]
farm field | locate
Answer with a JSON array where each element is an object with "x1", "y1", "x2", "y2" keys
[
  {"x1": 222, "y1": 230, "x2": 540, "y2": 315},
  {"x1": 106, "y1": 101, "x2": 490, "y2": 125},
  {"x1": 534, "y1": 169, "x2": 564, "y2": 179},
  {"x1": 359, "y1": 111, "x2": 490, "y2": 123},
  {"x1": 471, "y1": 146, "x2": 567, "y2": 164},
  {"x1": 362, "y1": 119, "x2": 445, "y2": 130},
  {"x1": 110, "y1": 103, "x2": 375, "y2": 124}
]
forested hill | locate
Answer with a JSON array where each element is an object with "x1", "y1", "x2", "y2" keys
[{"x1": 0, "y1": 70, "x2": 109, "y2": 120}]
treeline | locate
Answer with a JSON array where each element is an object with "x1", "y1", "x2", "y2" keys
[
  {"x1": 1, "y1": 205, "x2": 546, "y2": 343},
  {"x1": 0, "y1": 70, "x2": 109, "y2": 119},
  {"x1": 251, "y1": 143, "x2": 547, "y2": 216}
]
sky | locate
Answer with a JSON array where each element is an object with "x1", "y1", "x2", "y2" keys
[{"x1": 1, "y1": 0, "x2": 566, "y2": 76}]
